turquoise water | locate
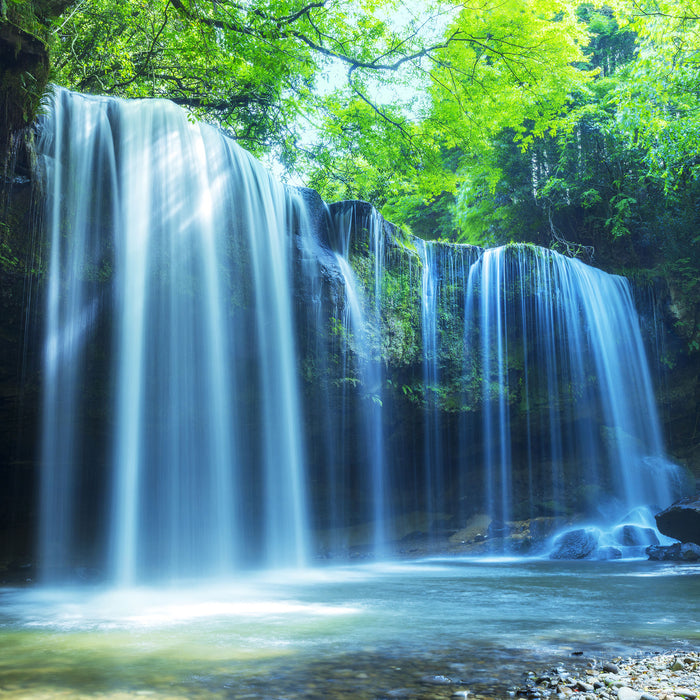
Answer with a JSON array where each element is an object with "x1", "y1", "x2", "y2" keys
[{"x1": 1, "y1": 559, "x2": 698, "y2": 698}]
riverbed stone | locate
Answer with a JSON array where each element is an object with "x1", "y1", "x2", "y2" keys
[
  {"x1": 549, "y1": 528, "x2": 599, "y2": 559},
  {"x1": 513, "y1": 652, "x2": 699, "y2": 700},
  {"x1": 618, "y1": 687, "x2": 644, "y2": 700},
  {"x1": 421, "y1": 674, "x2": 453, "y2": 686}
]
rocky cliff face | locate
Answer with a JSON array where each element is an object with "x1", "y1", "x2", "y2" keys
[
  {"x1": 634, "y1": 281, "x2": 700, "y2": 487},
  {"x1": 0, "y1": 169, "x2": 42, "y2": 572}
]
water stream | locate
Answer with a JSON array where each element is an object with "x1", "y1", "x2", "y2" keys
[{"x1": 0, "y1": 560, "x2": 698, "y2": 698}]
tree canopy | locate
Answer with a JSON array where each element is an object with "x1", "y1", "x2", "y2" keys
[
  {"x1": 4, "y1": 0, "x2": 698, "y2": 334},
  {"x1": 47, "y1": 1, "x2": 591, "y2": 176}
]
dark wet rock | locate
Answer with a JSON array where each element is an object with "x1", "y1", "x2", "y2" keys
[
  {"x1": 655, "y1": 497, "x2": 700, "y2": 544},
  {"x1": 603, "y1": 662, "x2": 620, "y2": 674},
  {"x1": 613, "y1": 525, "x2": 660, "y2": 547},
  {"x1": 647, "y1": 543, "x2": 681, "y2": 560},
  {"x1": 597, "y1": 546, "x2": 623, "y2": 560},
  {"x1": 680, "y1": 542, "x2": 700, "y2": 560},
  {"x1": 646, "y1": 542, "x2": 700, "y2": 561},
  {"x1": 549, "y1": 528, "x2": 599, "y2": 559}
]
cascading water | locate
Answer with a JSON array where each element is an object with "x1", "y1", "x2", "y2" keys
[
  {"x1": 38, "y1": 88, "x2": 309, "y2": 582},
  {"x1": 418, "y1": 240, "x2": 440, "y2": 524},
  {"x1": 35, "y1": 88, "x2": 683, "y2": 580},
  {"x1": 328, "y1": 205, "x2": 389, "y2": 554},
  {"x1": 416, "y1": 240, "x2": 481, "y2": 539},
  {"x1": 463, "y1": 245, "x2": 682, "y2": 536}
]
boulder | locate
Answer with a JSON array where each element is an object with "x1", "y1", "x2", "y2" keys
[
  {"x1": 597, "y1": 546, "x2": 622, "y2": 560},
  {"x1": 646, "y1": 543, "x2": 681, "y2": 560},
  {"x1": 613, "y1": 524, "x2": 659, "y2": 547},
  {"x1": 646, "y1": 542, "x2": 700, "y2": 561},
  {"x1": 549, "y1": 528, "x2": 599, "y2": 559},
  {"x1": 655, "y1": 497, "x2": 700, "y2": 544},
  {"x1": 680, "y1": 542, "x2": 700, "y2": 561}
]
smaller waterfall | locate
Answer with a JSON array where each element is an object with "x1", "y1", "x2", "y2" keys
[
  {"x1": 329, "y1": 205, "x2": 389, "y2": 553},
  {"x1": 463, "y1": 245, "x2": 680, "y2": 539},
  {"x1": 416, "y1": 241, "x2": 482, "y2": 538},
  {"x1": 417, "y1": 240, "x2": 440, "y2": 529}
]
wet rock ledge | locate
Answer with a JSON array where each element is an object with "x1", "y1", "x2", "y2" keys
[{"x1": 515, "y1": 652, "x2": 699, "y2": 700}]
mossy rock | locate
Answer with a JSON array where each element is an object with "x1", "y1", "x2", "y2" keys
[
  {"x1": 0, "y1": 2, "x2": 77, "y2": 159},
  {"x1": 0, "y1": 20, "x2": 49, "y2": 157}
]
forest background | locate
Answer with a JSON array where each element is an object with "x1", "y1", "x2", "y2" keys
[{"x1": 1, "y1": 0, "x2": 699, "y2": 355}]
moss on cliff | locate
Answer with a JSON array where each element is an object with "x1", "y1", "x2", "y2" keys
[{"x1": 0, "y1": 1, "x2": 76, "y2": 163}]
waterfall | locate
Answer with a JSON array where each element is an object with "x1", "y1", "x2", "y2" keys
[
  {"x1": 35, "y1": 89, "x2": 683, "y2": 580},
  {"x1": 417, "y1": 241, "x2": 481, "y2": 540},
  {"x1": 329, "y1": 204, "x2": 389, "y2": 554},
  {"x1": 38, "y1": 88, "x2": 309, "y2": 582},
  {"x1": 463, "y1": 245, "x2": 681, "y2": 535}
]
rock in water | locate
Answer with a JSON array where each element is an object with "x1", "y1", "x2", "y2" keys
[
  {"x1": 614, "y1": 524, "x2": 659, "y2": 547},
  {"x1": 646, "y1": 543, "x2": 681, "y2": 560},
  {"x1": 597, "y1": 546, "x2": 623, "y2": 560},
  {"x1": 647, "y1": 542, "x2": 700, "y2": 561},
  {"x1": 680, "y1": 542, "x2": 700, "y2": 561},
  {"x1": 549, "y1": 529, "x2": 599, "y2": 559},
  {"x1": 420, "y1": 675, "x2": 453, "y2": 686},
  {"x1": 655, "y1": 497, "x2": 700, "y2": 544}
]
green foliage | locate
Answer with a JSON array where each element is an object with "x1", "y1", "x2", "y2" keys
[{"x1": 19, "y1": 0, "x2": 699, "y2": 359}]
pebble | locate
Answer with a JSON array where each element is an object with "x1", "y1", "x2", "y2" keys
[
  {"x1": 421, "y1": 674, "x2": 454, "y2": 686},
  {"x1": 513, "y1": 652, "x2": 700, "y2": 700}
]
